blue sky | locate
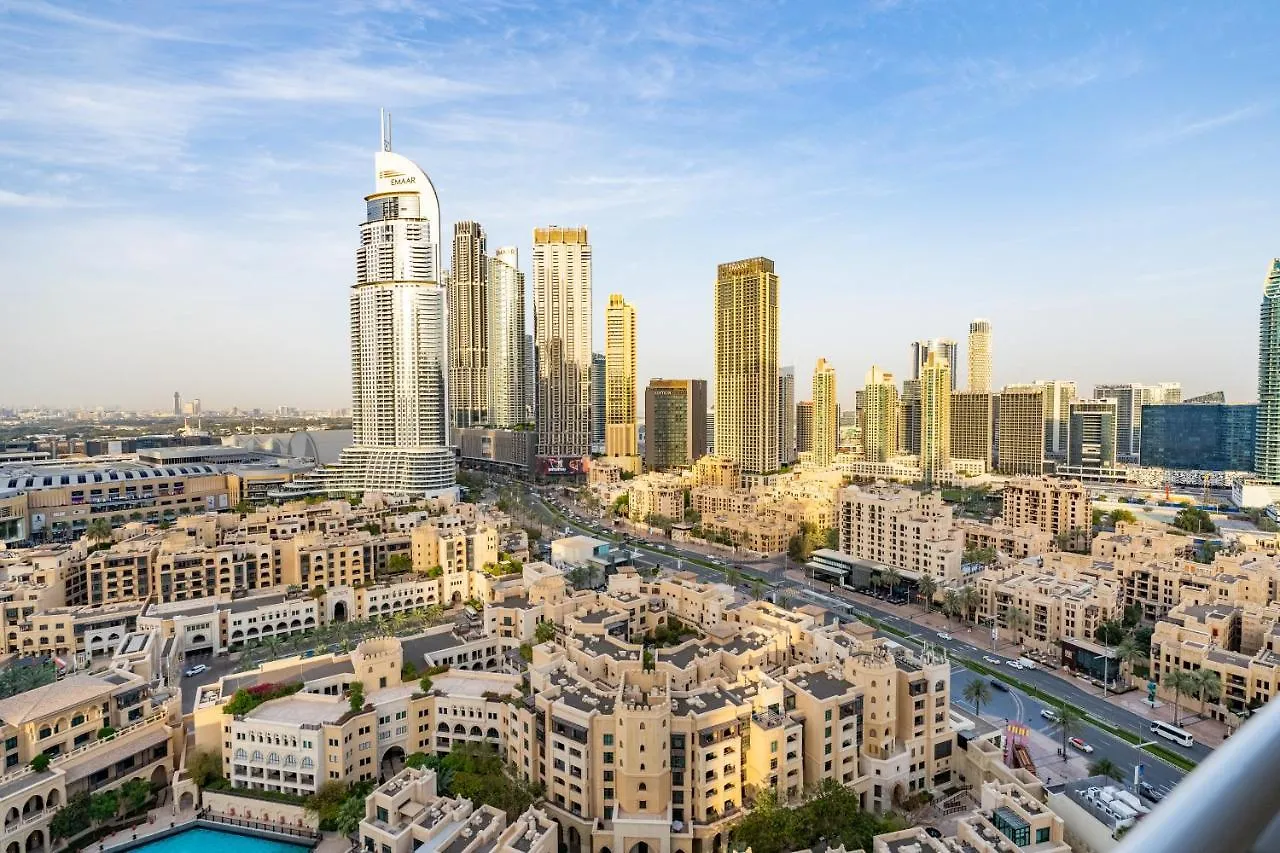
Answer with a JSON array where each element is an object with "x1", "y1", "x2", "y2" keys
[{"x1": 1, "y1": 0, "x2": 1275, "y2": 410}]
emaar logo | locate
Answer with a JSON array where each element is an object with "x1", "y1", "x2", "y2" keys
[{"x1": 390, "y1": 176, "x2": 416, "y2": 186}]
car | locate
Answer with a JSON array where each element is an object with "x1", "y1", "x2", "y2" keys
[
  {"x1": 983, "y1": 655, "x2": 1002, "y2": 665},
  {"x1": 184, "y1": 664, "x2": 208, "y2": 677},
  {"x1": 1139, "y1": 782, "x2": 1164, "y2": 802},
  {"x1": 923, "y1": 827, "x2": 943, "y2": 839},
  {"x1": 1007, "y1": 660, "x2": 1025, "y2": 670},
  {"x1": 1068, "y1": 737, "x2": 1094, "y2": 753},
  {"x1": 1041, "y1": 708, "x2": 1060, "y2": 722},
  {"x1": 989, "y1": 679, "x2": 1009, "y2": 692},
  {"x1": 936, "y1": 632, "x2": 952, "y2": 641}
]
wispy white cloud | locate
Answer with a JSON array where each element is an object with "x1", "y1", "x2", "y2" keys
[
  {"x1": 1130, "y1": 102, "x2": 1271, "y2": 148},
  {"x1": 5, "y1": 0, "x2": 229, "y2": 43},
  {"x1": 0, "y1": 188, "x2": 80, "y2": 208}
]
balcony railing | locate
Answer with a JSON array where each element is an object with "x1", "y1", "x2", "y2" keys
[{"x1": 1114, "y1": 698, "x2": 1280, "y2": 853}]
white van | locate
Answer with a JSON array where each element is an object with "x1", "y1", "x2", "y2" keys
[{"x1": 1017, "y1": 657, "x2": 1037, "y2": 670}]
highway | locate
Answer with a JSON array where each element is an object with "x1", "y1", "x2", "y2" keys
[{"x1": 514, "y1": 484, "x2": 1200, "y2": 798}]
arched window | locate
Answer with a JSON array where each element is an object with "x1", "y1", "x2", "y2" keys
[
  {"x1": 235, "y1": 749, "x2": 247, "y2": 760},
  {"x1": 638, "y1": 782, "x2": 647, "y2": 791},
  {"x1": 251, "y1": 751, "x2": 263, "y2": 762},
  {"x1": 285, "y1": 755, "x2": 297, "y2": 766},
  {"x1": 267, "y1": 753, "x2": 280, "y2": 765},
  {"x1": 301, "y1": 757, "x2": 314, "y2": 769}
]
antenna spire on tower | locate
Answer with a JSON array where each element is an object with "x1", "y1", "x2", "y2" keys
[{"x1": 380, "y1": 109, "x2": 393, "y2": 152}]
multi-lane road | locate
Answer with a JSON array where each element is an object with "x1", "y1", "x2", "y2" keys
[{"x1": 517, "y1": 484, "x2": 1201, "y2": 797}]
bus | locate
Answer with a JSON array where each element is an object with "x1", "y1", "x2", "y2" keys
[{"x1": 1150, "y1": 720, "x2": 1195, "y2": 746}]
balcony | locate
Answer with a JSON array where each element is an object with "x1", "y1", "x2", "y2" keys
[{"x1": 1115, "y1": 698, "x2": 1280, "y2": 852}]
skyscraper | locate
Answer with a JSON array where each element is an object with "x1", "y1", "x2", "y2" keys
[
  {"x1": 644, "y1": 379, "x2": 708, "y2": 470},
  {"x1": 1036, "y1": 380, "x2": 1077, "y2": 459},
  {"x1": 899, "y1": 379, "x2": 921, "y2": 455},
  {"x1": 1142, "y1": 403, "x2": 1256, "y2": 471},
  {"x1": 714, "y1": 257, "x2": 779, "y2": 474},
  {"x1": 1067, "y1": 399, "x2": 1118, "y2": 479},
  {"x1": 1258, "y1": 259, "x2": 1280, "y2": 482},
  {"x1": 318, "y1": 116, "x2": 454, "y2": 497},
  {"x1": 912, "y1": 338, "x2": 958, "y2": 390},
  {"x1": 862, "y1": 366, "x2": 899, "y2": 463},
  {"x1": 778, "y1": 366, "x2": 797, "y2": 465},
  {"x1": 1093, "y1": 383, "x2": 1148, "y2": 463},
  {"x1": 950, "y1": 390, "x2": 993, "y2": 469},
  {"x1": 533, "y1": 226, "x2": 592, "y2": 459},
  {"x1": 173, "y1": 392, "x2": 181, "y2": 417},
  {"x1": 590, "y1": 353, "x2": 606, "y2": 452},
  {"x1": 811, "y1": 358, "x2": 838, "y2": 467},
  {"x1": 795, "y1": 401, "x2": 813, "y2": 456},
  {"x1": 486, "y1": 246, "x2": 526, "y2": 428},
  {"x1": 523, "y1": 333, "x2": 535, "y2": 424},
  {"x1": 968, "y1": 319, "x2": 992, "y2": 392},
  {"x1": 448, "y1": 221, "x2": 488, "y2": 428},
  {"x1": 919, "y1": 351, "x2": 951, "y2": 486},
  {"x1": 604, "y1": 294, "x2": 639, "y2": 468},
  {"x1": 997, "y1": 385, "x2": 1045, "y2": 475}
]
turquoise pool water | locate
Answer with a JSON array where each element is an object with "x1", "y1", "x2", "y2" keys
[{"x1": 119, "y1": 827, "x2": 310, "y2": 853}]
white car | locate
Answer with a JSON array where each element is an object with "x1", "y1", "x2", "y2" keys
[
  {"x1": 1006, "y1": 660, "x2": 1025, "y2": 670},
  {"x1": 936, "y1": 632, "x2": 952, "y2": 641},
  {"x1": 1068, "y1": 737, "x2": 1094, "y2": 754},
  {"x1": 1040, "y1": 708, "x2": 1060, "y2": 723},
  {"x1": 983, "y1": 656, "x2": 1002, "y2": 665},
  {"x1": 184, "y1": 664, "x2": 208, "y2": 678}
]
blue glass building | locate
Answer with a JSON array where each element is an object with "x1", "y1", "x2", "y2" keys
[{"x1": 1139, "y1": 404, "x2": 1256, "y2": 471}]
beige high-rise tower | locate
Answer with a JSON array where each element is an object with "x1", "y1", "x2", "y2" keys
[
  {"x1": 968, "y1": 319, "x2": 992, "y2": 392},
  {"x1": 919, "y1": 350, "x2": 951, "y2": 487},
  {"x1": 998, "y1": 384, "x2": 1046, "y2": 475},
  {"x1": 714, "y1": 257, "x2": 779, "y2": 474},
  {"x1": 811, "y1": 358, "x2": 838, "y2": 466},
  {"x1": 533, "y1": 226, "x2": 592, "y2": 458},
  {"x1": 862, "y1": 366, "x2": 899, "y2": 463},
  {"x1": 449, "y1": 221, "x2": 489, "y2": 428},
  {"x1": 604, "y1": 293, "x2": 639, "y2": 470}
]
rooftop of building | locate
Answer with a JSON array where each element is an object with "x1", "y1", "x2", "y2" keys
[
  {"x1": 243, "y1": 691, "x2": 346, "y2": 726},
  {"x1": 0, "y1": 674, "x2": 120, "y2": 724}
]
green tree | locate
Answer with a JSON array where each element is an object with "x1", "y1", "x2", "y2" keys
[
  {"x1": 1002, "y1": 606, "x2": 1031, "y2": 645},
  {"x1": 1091, "y1": 507, "x2": 1107, "y2": 529},
  {"x1": 336, "y1": 794, "x2": 366, "y2": 835},
  {"x1": 1191, "y1": 668, "x2": 1222, "y2": 717},
  {"x1": 348, "y1": 680, "x2": 365, "y2": 713},
  {"x1": 1172, "y1": 507, "x2": 1216, "y2": 535},
  {"x1": 1122, "y1": 602, "x2": 1145, "y2": 628},
  {"x1": 1094, "y1": 620, "x2": 1126, "y2": 646},
  {"x1": 941, "y1": 589, "x2": 961, "y2": 624},
  {"x1": 89, "y1": 789, "x2": 119, "y2": 824},
  {"x1": 916, "y1": 575, "x2": 938, "y2": 614},
  {"x1": 534, "y1": 621, "x2": 556, "y2": 644},
  {"x1": 384, "y1": 553, "x2": 413, "y2": 575},
  {"x1": 85, "y1": 518, "x2": 113, "y2": 546},
  {"x1": 121, "y1": 778, "x2": 150, "y2": 814},
  {"x1": 751, "y1": 578, "x2": 766, "y2": 601},
  {"x1": 50, "y1": 792, "x2": 92, "y2": 840},
  {"x1": 730, "y1": 778, "x2": 901, "y2": 853},
  {"x1": 1114, "y1": 636, "x2": 1147, "y2": 687},
  {"x1": 962, "y1": 546, "x2": 997, "y2": 567},
  {"x1": 1108, "y1": 508, "x2": 1137, "y2": 527},
  {"x1": 187, "y1": 749, "x2": 224, "y2": 787},
  {"x1": 305, "y1": 781, "x2": 352, "y2": 826},
  {"x1": 882, "y1": 566, "x2": 902, "y2": 596},
  {"x1": 30, "y1": 752, "x2": 50, "y2": 772},
  {"x1": 1089, "y1": 758, "x2": 1124, "y2": 782},
  {"x1": 959, "y1": 585, "x2": 981, "y2": 623},
  {"x1": 963, "y1": 679, "x2": 993, "y2": 717}
]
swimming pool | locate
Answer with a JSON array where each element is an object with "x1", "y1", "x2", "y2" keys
[{"x1": 109, "y1": 826, "x2": 313, "y2": 853}]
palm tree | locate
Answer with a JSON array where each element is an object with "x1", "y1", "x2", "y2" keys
[
  {"x1": 725, "y1": 567, "x2": 742, "y2": 589},
  {"x1": 960, "y1": 585, "x2": 981, "y2": 624},
  {"x1": 776, "y1": 593, "x2": 793, "y2": 610},
  {"x1": 1088, "y1": 758, "x2": 1124, "y2": 782},
  {"x1": 1053, "y1": 705, "x2": 1084, "y2": 757},
  {"x1": 1114, "y1": 636, "x2": 1147, "y2": 688},
  {"x1": 750, "y1": 578, "x2": 765, "y2": 601},
  {"x1": 962, "y1": 679, "x2": 993, "y2": 717},
  {"x1": 1164, "y1": 669, "x2": 1197, "y2": 727},
  {"x1": 1002, "y1": 606, "x2": 1031, "y2": 645},
  {"x1": 1191, "y1": 669, "x2": 1222, "y2": 718},
  {"x1": 916, "y1": 576, "x2": 938, "y2": 614},
  {"x1": 882, "y1": 567, "x2": 902, "y2": 597},
  {"x1": 942, "y1": 590, "x2": 961, "y2": 624},
  {"x1": 85, "y1": 518, "x2": 112, "y2": 546},
  {"x1": 262, "y1": 636, "x2": 282, "y2": 661}
]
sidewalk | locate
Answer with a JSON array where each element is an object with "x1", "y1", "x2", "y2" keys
[
  {"x1": 792, "y1": 571, "x2": 1231, "y2": 747},
  {"x1": 97, "y1": 801, "x2": 199, "y2": 851}
]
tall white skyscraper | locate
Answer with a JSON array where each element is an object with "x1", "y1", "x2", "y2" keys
[
  {"x1": 968, "y1": 319, "x2": 992, "y2": 392},
  {"x1": 487, "y1": 246, "x2": 526, "y2": 428},
  {"x1": 309, "y1": 114, "x2": 455, "y2": 498},
  {"x1": 533, "y1": 227, "x2": 592, "y2": 459},
  {"x1": 1036, "y1": 379, "x2": 1078, "y2": 459}
]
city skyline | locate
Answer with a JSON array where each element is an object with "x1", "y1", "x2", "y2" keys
[{"x1": 1, "y1": 2, "x2": 1275, "y2": 409}]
